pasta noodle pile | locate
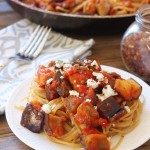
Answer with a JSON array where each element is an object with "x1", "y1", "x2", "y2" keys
[
  {"x1": 19, "y1": 0, "x2": 150, "y2": 16},
  {"x1": 20, "y1": 58, "x2": 144, "y2": 150}
]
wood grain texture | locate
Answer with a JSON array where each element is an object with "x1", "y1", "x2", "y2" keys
[{"x1": 0, "y1": 0, "x2": 150, "y2": 149}]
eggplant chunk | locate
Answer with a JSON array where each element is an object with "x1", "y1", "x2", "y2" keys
[
  {"x1": 44, "y1": 114, "x2": 66, "y2": 137},
  {"x1": 45, "y1": 83, "x2": 59, "y2": 101},
  {"x1": 62, "y1": 95, "x2": 84, "y2": 114},
  {"x1": 20, "y1": 103, "x2": 44, "y2": 133},
  {"x1": 114, "y1": 78, "x2": 142, "y2": 100},
  {"x1": 127, "y1": 78, "x2": 142, "y2": 99},
  {"x1": 81, "y1": 133, "x2": 110, "y2": 150},
  {"x1": 97, "y1": 97, "x2": 126, "y2": 121},
  {"x1": 55, "y1": 71, "x2": 71, "y2": 97},
  {"x1": 45, "y1": 71, "x2": 71, "y2": 100}
]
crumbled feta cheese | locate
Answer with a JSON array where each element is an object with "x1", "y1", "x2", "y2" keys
[
  {"x1": 84, "y1": 59, "x2": 88, "y2": 63},
  {"x1": 46, "y1": 78, "x2": 53, "y2": 84},
  {"x1": 55, "y1": 60, "x2": 63, "y2": 68},
  {"x1": 86, "y1": 99, "x2": 91, "y2": 102},
  {"x1": 91, "y1": 60, "x2": 99, "y2": 69},
  {"x1": 69, "y1": 90, "x2": 79, "y2": 97},
  {"x1": 103, "y1": 85, "x2": 118, "y2": 98},
  {"x1": 97, "y1": 85, "x2": 117, "y2": 101},
  {"x1": 77, "y1": 84, "x2": 80, "y2": 87},
  {"x1": 74, "y1": 80, "x2": 76, "y2": 83},
  {"x1": 92, "y1": 72, "x2": 104, "y2": 81},
  {"x1": 124, "y1": 106, "x2": 131, "y2": 113},
  {"x1": 96, "y1": 94, "x2": 106, "y2": 101},
  {"x1": 42, "y1": 104, "x2": 51, "y2": 114},
  {"x1": 60, "y1": 76, "x2": 64, "y2": 79},
  {"x1": 87, "y1": 79, "x2": 99, "y2": 89}
]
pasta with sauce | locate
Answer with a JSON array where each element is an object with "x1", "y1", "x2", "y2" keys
[
  {"x1": 20, "y1": 58, "x2": 143, "y2": 150},
  {"x1": 19, "y1": 0, "x2": 150, "y2": 16}
]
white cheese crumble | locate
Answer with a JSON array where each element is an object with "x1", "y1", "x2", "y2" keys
[
  {"x1": 92, "y1": 72, "x2": 104, "y2": 81},
  {"x1": 46, "y1": 78, "x2": 53, "y2": 84},
  {"x1": 97, "y1": 85, "x2": 118, "y2": 101},
  {"x1": 77, "y1": 84, "x2": 80, "y2": 87},
  {"x1": 60, "y1": 76, "x2": 64, "y2": 79},
  {"x1": 55, "y1": 60, "x2": 63, "y2": 68},
  {"x1": 69, "y1": 90, "x2": 79, "y2": 97},
  {"x1": 42, "y1": 104, "x2": 51, "y2": 114},
  {"x1": 96, "y1": 94, "x2": 106, "y2": 101},
  {"x1": 87, "y1": 79, "x2": 99, "y2": 89},
  {"x1": 91, "y1": 60, "x2": 99, "y2": 69},
  {"x1": 124, "y1": 106, "x2": 131, "y2": 113},
  {"x1": 84, "y1": 59, "x2": 88, "y2": 63},
  {"x1": 103, "y1": 85, "x2": 118, "y2": 98},
  {"x1": 85, "y1": 99, "x2": 91, "y2": 102}
]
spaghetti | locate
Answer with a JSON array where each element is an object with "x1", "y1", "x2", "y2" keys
[
  {"x1": 20, "y1": 58, "x2": 144, "y2": 150},
  {"x1": 19, "y1": 0, "x2": 150, "y2": 16}
]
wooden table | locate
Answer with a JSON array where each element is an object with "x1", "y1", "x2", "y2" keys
[{"x1": 0, "y1": 0, "x2": 150, "y2": 150}]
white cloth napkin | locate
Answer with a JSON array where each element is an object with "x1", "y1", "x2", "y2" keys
[{"x1": 0, "y1": 19, "x2": 95, "y2": 115}]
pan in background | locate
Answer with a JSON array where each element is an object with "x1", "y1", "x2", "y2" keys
[{"x1": 7, "y1": 0, "x2": 135, "y2": 33}]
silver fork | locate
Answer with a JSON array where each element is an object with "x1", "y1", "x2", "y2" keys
[{"x1": 0, "y1": 25, "x2": 51, "y2": 71}]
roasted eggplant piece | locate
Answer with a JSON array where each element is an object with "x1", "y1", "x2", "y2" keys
[
  {"x1": 127, "y1": 78, "x2": 142, "y2": 99},
  {"x1": 45, "y1": 81, "x2": 59, "y2": 100},
  {"x1": 74, "y1": 58, "x2": 101, "y2": 71},
  {"x1": 75, "y1": 102, "x2": 99, "y2": 128},
  {"x1": 20, "y1": 103, "x2": 44, "y2": 133},
  {"x1": 81, "y1": 133, "x2": 110, "y2": 150},
  {"x1": 97, "y1": 96, "x2": 126, "y2": 121},
  {"x1": 114, "y1": 78, "x2": 142, "y2": 100},
  {"x1": 62, "y1": 95, "x2": 84, "y2": 114},
  {"x1": 45, "y1": 71, "x2": 71, "y2": 100},
  {"x1": 44, "y1": 114, "x2": 66, "y2": 137},
  {"x1": 55, "y1": 71, "x2": 72, "y2": 97}
]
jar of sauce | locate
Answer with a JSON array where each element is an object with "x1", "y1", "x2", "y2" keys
[{"x1": 121, "y1": 5, "x2": 150, "y2": 81}]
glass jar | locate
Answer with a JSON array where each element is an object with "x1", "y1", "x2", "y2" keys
[{"x1": 120, "y1": 5, "x2": 150, "y2": 81}]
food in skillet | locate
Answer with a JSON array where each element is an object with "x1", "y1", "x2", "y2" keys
[
  {"x1": 20, "y1": 58, "x2": 143, "y2": 150},
  {"x1": 18, "y1": 0, "x2": 150, "y2": 16}
]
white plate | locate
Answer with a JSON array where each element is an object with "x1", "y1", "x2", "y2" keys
[{"x1": 5, "y1": 65, "x2": 150, "y2": 150}]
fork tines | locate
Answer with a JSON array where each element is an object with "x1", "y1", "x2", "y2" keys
[{"x1": 17, "y1": 25, "x2": 51, "y2": 60}]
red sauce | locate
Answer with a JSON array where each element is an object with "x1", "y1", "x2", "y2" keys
[
  {"x1": 82, "y1": 128, "x2": 100, "y2": 135},
  {"x1": 98, "y1": 118, "x2": 110, "y2": 127}
]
